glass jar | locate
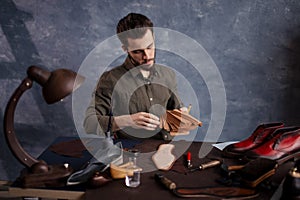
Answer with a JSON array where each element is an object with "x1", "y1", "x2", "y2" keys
[{"x1": 125, "y1": 149, "x2": 141, "y2": 188}]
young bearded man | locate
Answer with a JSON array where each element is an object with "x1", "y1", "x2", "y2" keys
[{"x1": 84, "y1": 13, "x2": 186, "y2": 140}]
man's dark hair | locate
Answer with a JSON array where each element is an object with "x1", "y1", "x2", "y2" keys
[{"x1": 116, "y1": 13, "x2": 153, "y2": 46}]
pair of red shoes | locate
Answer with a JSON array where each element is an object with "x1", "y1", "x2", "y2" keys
[{"x1": 223, "y1": 122, "x2": 300, "y2": 164}]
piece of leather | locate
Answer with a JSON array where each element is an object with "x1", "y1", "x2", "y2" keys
[
  {"x1": 152, "y1": 144, "x2": 175, "y2": 170},
  {"x1": 220, "y1": 158, "x2": 278, "y2": 188},
  {"x1": 174, "y1": 186, "x2": 259, "y2": 199},
  {"x1": 239, "y1": 158, "x2": 278, "y2": 187},
  {"x1": 50, "y1": 139, "x2": 87, "y2": 158},
  {"x1": 89, "y1": 172, "x2": 112, "y2": 188},
  {"x1": 159, "y1": 109, "x2": 202, "y2": 136}
]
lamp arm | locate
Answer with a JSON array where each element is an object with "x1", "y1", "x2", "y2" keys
[{"x1": 3, "y1": 77, "x2": 39, "y2": 168}]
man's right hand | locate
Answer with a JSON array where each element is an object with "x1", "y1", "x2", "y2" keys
[{"x1": 114, "y1": 112, "x2": 160, "y2": 131}]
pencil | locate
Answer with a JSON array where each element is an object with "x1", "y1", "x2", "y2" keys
[{"x1": 187, "y1": 104, "x2": 192, "y2": 114}]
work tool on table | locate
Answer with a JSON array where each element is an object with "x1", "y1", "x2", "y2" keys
[
  {"x1": 189, "y1": 159, "x2": 221, "y2": 172},
  {"x1": 154, "y1": 173, "x2": 259, "y2": 199}
]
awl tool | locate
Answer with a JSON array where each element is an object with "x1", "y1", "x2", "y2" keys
[{"x1": 189, "y1": 160, "x2": 221, "y2": 172}]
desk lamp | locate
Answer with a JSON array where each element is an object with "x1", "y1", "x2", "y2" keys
[{"x1": 3, "y1": 66, "x2": 85, "y2": 187}]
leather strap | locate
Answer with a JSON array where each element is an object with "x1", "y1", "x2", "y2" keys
[{"x1": 173, "y1": 187, "x2": 258, "y2": 199}]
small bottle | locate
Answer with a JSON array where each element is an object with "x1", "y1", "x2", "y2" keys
[{"x1": 125, "y1": 149, "x2": 141, "y2": 188}]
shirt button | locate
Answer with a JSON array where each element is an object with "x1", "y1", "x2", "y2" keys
[
  {"x1": 147, "y1": 81, "x2": 151, "y2": 85},
  {"x1": 150, "y1": 97, "x2": 153, "y2": 101}
]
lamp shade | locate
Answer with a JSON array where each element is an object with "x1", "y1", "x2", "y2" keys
[{"x1": 27, "y1": 66, "x2": 85, "y2": 104}]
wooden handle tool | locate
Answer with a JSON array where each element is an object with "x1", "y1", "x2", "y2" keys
[{"x1": 190, "y1": 160, "x2": 221, "y2": 172}]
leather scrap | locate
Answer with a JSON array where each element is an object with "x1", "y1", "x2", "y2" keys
[
  {"x1": 239, "y1": 158, "x2": 278, "y2": 188},
  {"x1": 159, "y1": 109, "x2": 202, "y2": 136},
  {"x1": 173, "y1": 186, "x2": 259, "y2": 199},
  {"x1": 49, "y1": 139, "x2": 87, "y2": 158},
  {"x1": 152, "y1": 144, "x2": 176, "y2": 170},
  {"x1": 219, "y1": 158, "x2": 278, "y2": 188}
]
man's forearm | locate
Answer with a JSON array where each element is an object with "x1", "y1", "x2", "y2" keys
[{"x1": 112, "y1": 115, "x2": 131, "y2": 131}]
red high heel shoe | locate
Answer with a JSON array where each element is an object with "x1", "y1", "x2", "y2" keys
[
  {"x1": 222, "y1": 122, "x2": 284, "y2": 158},
  {"x1": 244, "y1": 127, "x2": 300, "y2": 164}
]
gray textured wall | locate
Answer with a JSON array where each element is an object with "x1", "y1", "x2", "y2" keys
[{"x1": 1, "y1": 0, "x2": 300, "y2": 181}]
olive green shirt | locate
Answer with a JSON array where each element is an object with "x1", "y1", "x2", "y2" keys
[{"x1": 84, "y1": 57, "x2": 183, "y2": 139}]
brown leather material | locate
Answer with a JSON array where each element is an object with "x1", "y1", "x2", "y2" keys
[
  {"x1": 220, "y1": 158, "x2": 278, "y2": 188},
  {"x1": 89, "y1": 172, "x2": 112, "y2": 188},
  {"x1": 174, "y1": 187, "x2": 258, "y2": 199},
  {"x1": 238, "y1": 158, "x2": 278, "y2": 188},
  {"x1": 159, "y1": 109, "x2": 202, "y2": 136},
  {"x1": 49, "y1": 139, "x2": 87, "y2": 158}
]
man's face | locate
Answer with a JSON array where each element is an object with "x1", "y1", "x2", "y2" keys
[{"x1": 126, "y1": 29, "x2": 155, "y2": 70}]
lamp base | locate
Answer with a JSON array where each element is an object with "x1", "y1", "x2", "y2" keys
[{"x1": 18, "y1": 163, "x2": 73, "y2": 188}]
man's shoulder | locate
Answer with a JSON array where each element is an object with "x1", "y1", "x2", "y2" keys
[
  {"x1": 101, "y1": 64, "x2": 127, "y2": 79},
  {"x1": 154, "y1": 63, "x2": 176, "y2": 76}
]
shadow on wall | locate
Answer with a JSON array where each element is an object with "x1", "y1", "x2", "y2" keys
[
  {"x1": 0, "y1": 0, "x2": 42, "y2": 77},
  {"x1": 0, "y1": 0, "x2": 75, "y2": 180},
  {"x1": 285, "y1": 36, "x2": 300, "y2": 125}
]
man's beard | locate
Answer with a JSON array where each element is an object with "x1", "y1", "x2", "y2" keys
[{"x1": 128, "y1": 54, "x2": 156, "y2": 71}]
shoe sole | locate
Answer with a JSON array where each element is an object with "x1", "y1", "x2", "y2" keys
[{"x1": 243, "y1": 150, "x2": 300, "y2": 165}]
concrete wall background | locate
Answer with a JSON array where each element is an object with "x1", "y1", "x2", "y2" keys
[{"x1": 1, "y1": 0, "x2": 300, "y2": 181}]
